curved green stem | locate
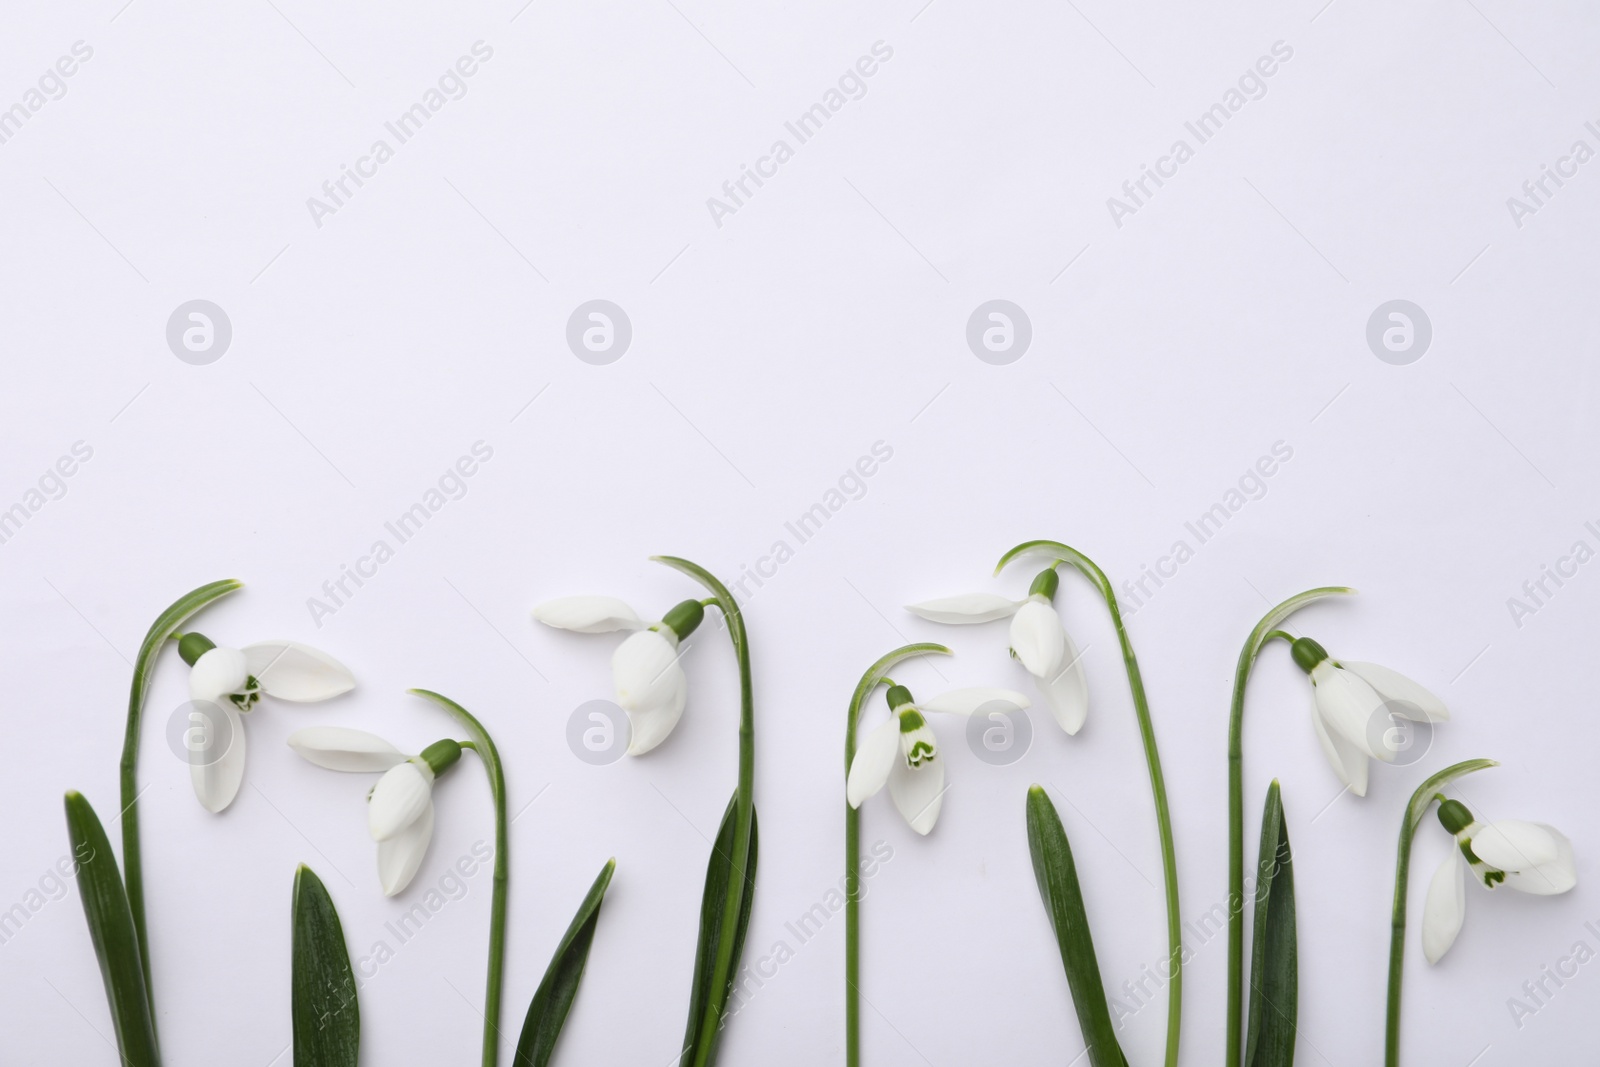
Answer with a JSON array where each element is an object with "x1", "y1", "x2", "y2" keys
[
  {"x1": 998, "y1": 540, "x2": 1182, "y2": 1067},
  {"x1": 1223, "y1": 585, "x2": 1353, "y2": 1067},
  {"x1": 119, "y1": 578, "x2": 242, "y2": 1021},
  {"x1": 652, "y1": 555, "x2": 754, "y2": 1067},
  {"x1": 843, "y1": 643, "x2": 951, "y2": 1067},
  {"x1": 1384, "y1": 759, "x2": 1497, "y2": 1067},
  {"x1": 411, "y1": 689, "x2": 508, "y2": 1067}
]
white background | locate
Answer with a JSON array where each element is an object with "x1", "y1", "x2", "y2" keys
[{"x1": 2, "y1": 1, "x2": 1596, "y2": 1064}]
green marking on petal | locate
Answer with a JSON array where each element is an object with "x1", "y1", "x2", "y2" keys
[
  {"x1": 229, "y1": 677, "x2": 262, "y2": 712},
  {"x1": 897, "y1": 709, "x2": 926, "y2": 732},
  {"x1": 906, "y1": 741, "x2": 936, "y2": 766}
]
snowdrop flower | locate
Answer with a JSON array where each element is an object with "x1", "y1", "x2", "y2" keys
[
  {"x1": 1287, "y1": 637, "x2": 1448, "y2": 797},
  {"x1": 288, "y1": 726, "x2": 464, "y2": 896},
  {"x1": 1421, "y1": 798, "x2": 1576, "y2": 963},
  {"x1": 907, "y1": 568, "x2": 1088, "y2": 734},
  {"x1": 847, "y1": 684, "x2": 1031, "y2": 835},
  {"x1": 179, "y1": 632, "x2": 355, "y2": 813},
  {"x1": 533, "y1": 594, "x2": 706, "y2": 755}
]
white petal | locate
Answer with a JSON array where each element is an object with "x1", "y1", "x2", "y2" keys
[
  {"x1": 846, "y1": 717, "x2": 901, "y2": 807},
  {"x1": 1421, "y1": 851, "x2": 1467, "y2": 964},
  {"x1": 919, "y1": 688, "x2": 1032, "y2": 716},
  {"x1": 624, "y1": 669, "x2": 687, "y2": 756},
  {"x1": 1310, "y1": 663, "x2": 1393, "y2": 761},
  {"x1": 368, "y1": 762, "x2": 433, "y2": 841},
  {"x1": 1037, "y1": 630, "x2": 1089, "y2": 734},
  {"x1": 1472, "y1": 820, "x2": 1560, "y2": 872},
  {"x1": 377, "y1": 802, "x2": 434, "y2": 896},
  {"x1": 888, "y1": 744, "x2": 945, "y2": 835},
  {"x1": 190, "y1": 647, "x2": 250, "y2": 702},
  {"x1": 1309, "y1": 696, "x2": 1369, "y2": 796},
  {"x1": 287, "y1": 727, "x2": 407, "y2": 773},
  {"x1": 613, "y1": 630, "x2": 683, "y2": 706},
  {"x1": 189, "y1": 700, "x2": 247, "y2": 813},
  {"x1": 1010, "y1": 600, "x2": 1065, "y2": 679},
  {"x1": 243, "y1": 642, "x2": 355, "y2": 702},
  {"x1": 904, "y1": 593, "x2": 1023, "y2": 624},
  {"x1": 1501, "y1": 826, "x2": 1577, "y2": 896},
  {"x1": 533, "y1": 596, "x2": 644, "y2": 633},
  {"x1": 1342, "y1": 662, "x2": 1448, "y2": 723}
]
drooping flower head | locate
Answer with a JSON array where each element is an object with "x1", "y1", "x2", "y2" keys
[
  {"x1": 1287, "y1": 637, "x2": 1447, "y2": 797},
  {"x1": 1421, "y1": 798, "x2": 1576, "y2": 963},
  {"x1": 179, "y1": 633, "x2": 355, "y2": 813},
  {"x1": 846, "y1": 684, "x2": 1030, "y2": 834},
  {"x1": 289, "y1": 726, "x2": 465, "y2": 896},
  {"x1": 533, "y1": 594, "x2": 706, "y2": 755},
  {"x1": 907, "y1": 566, "x2": 1088, "y2": 734}
]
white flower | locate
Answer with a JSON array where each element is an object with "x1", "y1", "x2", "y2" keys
[
  {"x1": 534, "y1": 594, "x2": 703, "y2": 755},
  {"x1": 181, "y1": 635, "x2": 355, "y2": 814},
  {"x1": 847, "y1": 685, "x2": 1030, "y2": 835},
  {"x1": 288, "y1": 727, "x2": 458, "y2": 896},
  {"x1": 906, "y1": 569, "x2": 1088, "y2": 734},
  {"x1": 1421, "y1": 800, "x2": 1576, "y2": 963},
  {"x1": 1289, "y1": 638, "x2": 1447, "y2": 797}
]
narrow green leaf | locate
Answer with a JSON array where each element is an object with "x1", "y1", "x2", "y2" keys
[
  {"x1": 63, "y1": 791, "x2": 159, "y2": 1067},
  {"x1": 679, "y1": 793, "x2": 759, "y2": 1067},
  {"x1": 292, "y1": 865, "x2": 359, "y2": 1067},
  {"x1": 1244, "y1": 781, "x2": 1297, "y2": 1067},
  {"x1": 513, "y1": 859, "x2": 617, "y2": 1066},
  {"x1": 1025, "y1": 786, "x2": 1129, "y2": 1067}
]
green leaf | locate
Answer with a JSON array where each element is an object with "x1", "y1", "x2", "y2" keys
[
  {"x1": 679, "y1": 793, "x2": 759, "y2": 1067},
  {"x1": 513, "y1": 859, "x2": 617, "y2": 1066},
  {"x1": 1244, "y1": 781, "x2": 1297, "y2": 1067},
  {"x1": 63, "y1": 791, "x2": 159, "y2": 1067},
  {"x1": 292, "y1": 865, "x2": 359, "y2": 1067},
  {"x1": 1025, "y1": 786, "x2": 1129, "y2": 1067}
]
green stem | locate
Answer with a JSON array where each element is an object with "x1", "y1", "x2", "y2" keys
[
  {"x1": 652, "y1": 555, "x2": 755, "y2": 1067},
  {"x1": 1384, "y1": 759, "x2": 1497, "y2": 1067},
  {"x1": 843, "y1": 643, "x2": 951, "y2": 1067},
  {"x1": 411, "y1": 689, "x2": 509, "y2": 1067},
  {"x1": 998, "y1": 540, "x2": 1182, "y2": 1067},
  {"x1": 1223, "y1": 586, "x2": 1353, "y2": 1067},
  {"x1": 118, "y1": 578, "x2": 242, "y2": 1025}
]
